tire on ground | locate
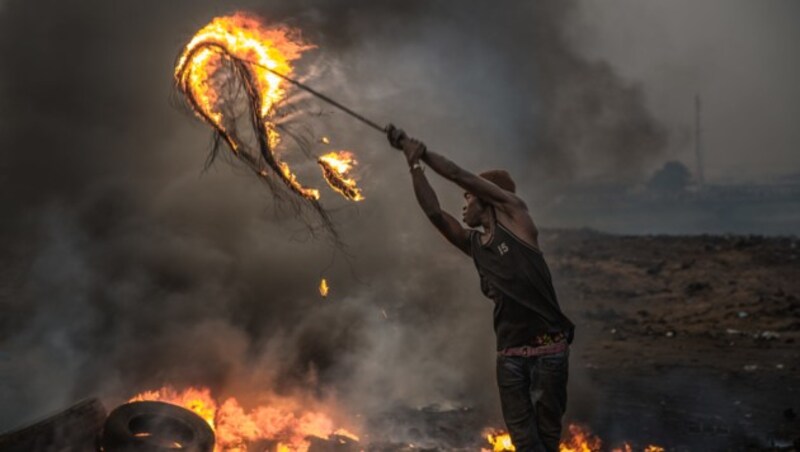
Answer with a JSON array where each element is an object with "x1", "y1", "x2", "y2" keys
[
  {"x1": 0, "y1": 398, "x2": 106, "y2": 452},
  {"x1": 102, "y1": 401, "x2": 214, "y2": 452}
]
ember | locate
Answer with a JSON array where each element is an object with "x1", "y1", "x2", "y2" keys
[
  {"x1": 319, "y1": 278, "x2": 329, "y2": 297},
  {"x1": 130, "y1": 386, "x2": 358, "y2": 452}
]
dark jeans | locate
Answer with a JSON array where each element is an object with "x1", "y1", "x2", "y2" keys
[{"x1": 496, "y1": 350, "x2": 569, "y2": 452}]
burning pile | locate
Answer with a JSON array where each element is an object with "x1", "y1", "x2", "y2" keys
[
  {"x1": 130, "y1": 386, "x2": 358, "y2": 451},
  {"x1": 174, "y1": 13, "x2": 365, "y2": 215}
]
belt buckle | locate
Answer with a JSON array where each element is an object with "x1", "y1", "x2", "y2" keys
[{"x1": 521, "y1": 346, "x2": 531, "y2": 357}]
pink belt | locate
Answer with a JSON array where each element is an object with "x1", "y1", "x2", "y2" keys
[{"x1": 498, "y1": 340, "x2": 568, "y2": 357}]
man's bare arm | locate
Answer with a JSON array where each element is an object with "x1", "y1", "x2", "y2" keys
[
  {"x1": 410, "y1": 166, "x2": 471, "y2": 255},
  {"x1": 421, "y1": 150, "x2": 524, "y2": 210}
]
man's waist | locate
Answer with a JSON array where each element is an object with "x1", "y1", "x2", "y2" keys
[
  {"x1": 497, "y1": 340, "x2": 568, "y2": 357},
  {"x1": 497, "y1": 331, "x2": 568, "y2": 357}
]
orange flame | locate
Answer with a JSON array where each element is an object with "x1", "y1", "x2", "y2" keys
[
  {"x1": 174, "y1": 13, "x2": 322, "y2": 200},
  {"x1": 484, "y1": 425, "x2": 663, "y2": 452},
  {"x1": 485, "y1": 430, "x2": 515, "y2": 451},
  {"x1": 317, "y1": 151, "x2": 365, "y2": 201},
  {"x1": 129, "y1": 386, "x2": 358, "y2": 452}
]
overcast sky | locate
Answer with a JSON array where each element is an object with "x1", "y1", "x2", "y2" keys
[{"x1": 574, "y1": 0, "x2": 800, "y2": 182}]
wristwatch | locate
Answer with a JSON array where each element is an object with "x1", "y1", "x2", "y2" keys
[{"x1": 410, "y1": 162, "x2": 423, "y2": 172}]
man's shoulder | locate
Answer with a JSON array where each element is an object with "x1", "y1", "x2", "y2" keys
[{"x1": 497, "y1": 209, "x2": 540, "y2": 251}]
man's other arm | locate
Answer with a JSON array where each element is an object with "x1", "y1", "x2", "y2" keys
[
  {"x1": 422, "y1": 150, "x2": 524, "y2": 211},
  {"x1": 410, "y1": 165, "x2": 471, "y2": 256}
]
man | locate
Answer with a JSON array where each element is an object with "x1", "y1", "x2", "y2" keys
[{"x1": 386, "y1": 125, "x2": 575, "y2": 452}]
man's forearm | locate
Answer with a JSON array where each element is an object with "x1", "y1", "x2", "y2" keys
[
  {"x1": 411, "y1": 167, "x2": 444, "y2": 221},
  {"x1": 421, "y1": 150, "x2": 465, "y2": 184}
]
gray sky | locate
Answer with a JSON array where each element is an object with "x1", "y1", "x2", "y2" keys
[{"x1": 574, "y1": 0, "x2": 800, "y2": 182}]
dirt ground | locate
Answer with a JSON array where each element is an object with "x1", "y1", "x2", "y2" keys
[{"x1": 542, "y1": 230, "x2": 800, "y2": 451}]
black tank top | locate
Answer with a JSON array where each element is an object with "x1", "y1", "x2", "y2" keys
[{"x1": 470, "y1": 221, "x2": 575, "y2": 350}]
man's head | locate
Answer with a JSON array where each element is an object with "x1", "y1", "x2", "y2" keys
[
  {"x1": 479, "y1": 170, "x2": 516, "y2": 193},
  {"x1": 462, "y1": 170, "x2": 516, "y2": 227}
]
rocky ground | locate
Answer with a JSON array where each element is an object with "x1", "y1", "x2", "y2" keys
[
  {"x1": 361, "y1": 231, "x2": 799, "y2": 451},
  {"x1": 543, "y1": 230, "x2": 800, "y2": 451},
  {"x1": 4, "y1": 231, "x2": 797, "y2": 452}
]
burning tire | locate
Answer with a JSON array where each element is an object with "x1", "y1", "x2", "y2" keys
[{"x1": 102, "y1": 401, "x2": 214, "y2": 452}]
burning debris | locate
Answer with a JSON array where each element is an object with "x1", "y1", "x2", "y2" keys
[
  {"x1": 129, "y1": 386, "x2": 359, "y2": 451},
  {"x1": 483, "y1": 424, "x2": 664, "y2": 452},
  {"x1": 484, "y1": 429, "x2": 515, "y2": 451},
  {"x1": 317, "y1": 152, "x2": 364, "y2": 202}
]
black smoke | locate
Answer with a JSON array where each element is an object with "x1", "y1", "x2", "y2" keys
[{"x1": 0, "y1": 0, "x2": 667, "y2": 436}]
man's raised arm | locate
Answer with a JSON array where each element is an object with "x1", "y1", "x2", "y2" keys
[
  {"x1": 422, "y1": 151, "x2": 523, "y2": 210},
  {"x1": 386, "y1": 125, "x2": 523, "y2": 211},
  {"x1": 393, "y1": 134, "x2": 471, "y2": 255}
]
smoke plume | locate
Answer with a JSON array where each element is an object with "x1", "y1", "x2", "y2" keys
[{"x1": 0, "y1": 0, "x2": 667, "y2": 435}]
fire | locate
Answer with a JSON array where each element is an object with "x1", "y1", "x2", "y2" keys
[
  {"x1": 320, "y1": 137, "x2": 330, "y2": 144},
  {"x1": 559, "y1": 424, "x2": 602, "y2": 452},
  {"x1": 174, "y1": 13, "x2": 322, "y2": 200},
  {"x1": 317, "y1": 151, "x2": 365, "y2": 201},
  {"x1": 484, "y1": 424, "x2": 664, "y2": 452},
  {"x1": 129, "y1": 386, "x2": 358, "y2": 452},
  {"x1": 485, "y1": 430, "x2": 515, "y2": 451},
  {"x1": 131, "y1": 387, "x2": 217, "y2": 429},
  {"x1": 319, "y1": 278, "x2": 329, "y2": 297}
]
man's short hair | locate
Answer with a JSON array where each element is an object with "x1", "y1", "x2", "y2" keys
[{"x1": 479, "y1": 169, "x2": 516, "y2": 193}]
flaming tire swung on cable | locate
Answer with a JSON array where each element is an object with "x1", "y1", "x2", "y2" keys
[
  {"x1": 175, "y1": 13, "x2": 320, "y2": 200},
  {"x1": 174, "y1": 13, "x2": 373, "y2": 245}
]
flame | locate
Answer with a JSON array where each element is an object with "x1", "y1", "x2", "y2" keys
[
  {"x1": 317, "y1": 151, "x2": 365, "y2": 201},
  {"x1": 319, "y1": 278, "x2": 329, "y2": 297},
  {"x1": 484, "y1": 425, "x2": 663, "y2": 452},
  {"x1": 131, "y1": 387, "x2": 217, "y2": 429},
  {"x1": 129, "y1": 386, "x2": 357, "y2": 452},
  {"x1": 174, "y1": 13, "x2": 322, "y2": 200},
  {"x1": 559, "y1": 424, "x2": 602, "y2": 452},
  {"x1": 320, "y1": 136, "x2": 330, "y2": 144},
  {"x1": 485, "y1": 430, "x2": 515, "y2": 451}
]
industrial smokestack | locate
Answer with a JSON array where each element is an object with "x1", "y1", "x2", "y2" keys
[{"x1": 694, "y1": 94, "x2": 706, "y2": 188}]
